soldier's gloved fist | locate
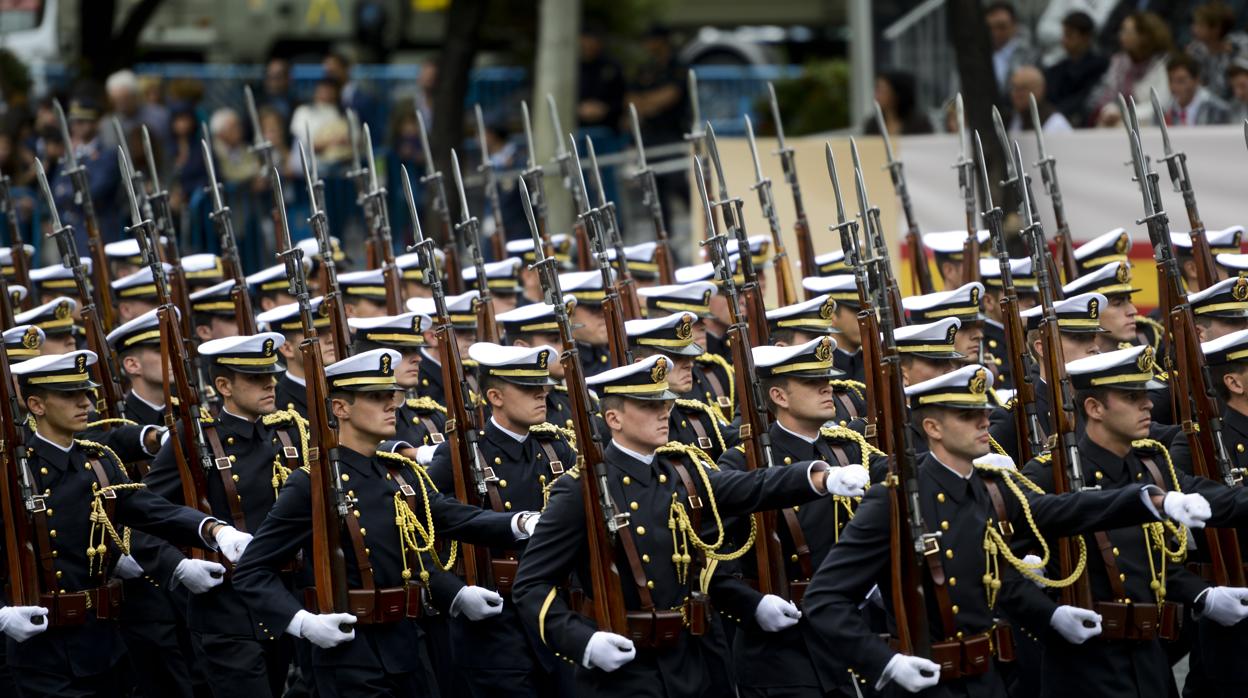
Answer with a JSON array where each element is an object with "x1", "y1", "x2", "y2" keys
[
  {"x1": 214, "y1": 525, "x2": 252, "y2": 563},
  {"x1": 0, "y1": 606, "x2": 48, "y2": 643},
  {"x1": 972, "y1": 453, "x2": 1017, "y2": 472},
  {"x1": 113, "y1": 554, "x2": 144, "y2": 580},
  {"x1": 582, "y1": 631, "x2": 636, "y2": 672},
  {"x1": 881, "y1": 653, "x2": 941, "y2": 693},
  {"x1": 174, "y1": 559, "x2": 227, "y2": 594},
  {"x1": 1199, "y1": 587, "x2": 1248, "y2": 626},
  {"x1": 1049, "y1": 605, "x2": 1103, "y2": 644},
  {"x1": 754, "y1": 594, "x2": 801, "y2": 632},
  {"x1": 451, "y1": 586, "x2": 504, "y2": 621},
  {"x1": 1163, "y1": 491, "x2": 1211, "y2": 529},
  {"x1": 1021, "y1": 554, "x2": 1047, "y2": 589},
  {"x1": 290, "y1": 609, "x2": 356, "y2": 649},
  {"x1": 415, "y1": 444, "x2": 439, "y2": 466},
  {"x1": 825, "y1": 464, "x2": 870, "y2": 497}
]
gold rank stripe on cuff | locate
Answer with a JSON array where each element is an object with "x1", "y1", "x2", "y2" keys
[
  {"x1": 775, "y1": 318, "x2": 835, "y2": 328},
  {"x1": 489, "y1": 368, "x2": 550, "y2": 377},
  {"x1": 192, "y1": 301, "x2": 235, "y2": 312},
  {"x1": 772, "y1": 360, "x2": 835, "y2": 375},
  {"x1": 899, "y1": 343, "x2": 958, "y2": 353},
  {"x1": 217, "y1": 355, "x2": 280, "y2": 367},
  {"x1": 653, "y1": 301, "x2": 711, "y2": 315},
  {"x1": 331, "y1": 375, "x2": 399, "y2": 388},
  {"x1": 918, "y1": 304, "x2": 980, "y2": 319},
  {"x1": 602, "y1": 381, "x2": 669, "y2": 394},
  {"x1": 39, "y1": 279, "x2": 77, "y2": 289},
  {"x1": 1088, "y1": 371, "x2": 1154, "y2": 386},
  {"x1": 1194, "y1": 301, "x2": 1248, "y2": 315},
  {"x1": 118, "y1": 284, "x2": 158, "y2": 298},
  {"x1": 1080, "y1": 253, "x2": 1128, "y2": 268},
  {"x1": 916, "y1": 391, "x2": 989, "y2": 405},
  {"x1": 122, "y1": 329, "x2": 162, "y2": 347},
  {"x1": 27, "y1": 371, "x2": 90, "y2": 384}
]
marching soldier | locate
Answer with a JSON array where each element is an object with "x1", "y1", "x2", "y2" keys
[
  {"x1": 979, "y1": 256, "x2": 1040, "y2": 390},
  {"x1": 0, "y1": 243, "x2": 33, "y2": 284},
  {"x1": 506, "y1": 234, "x2": 573, "y2": 306},
  {"x1": 132, "y1": 332, "x2": 304, "y2": 698},
  {"x1": 463, "y1": 257, "x2": 525, "y2": 314},
  {"x1": 802, "y1": 363, "x2": 1211, "y2": 697},
  {"x1": 189, "y1": 279, "x2": 245, "y2": 342},
  {"x1": 1170, "y1": 227, "x2": 1240, "y2": 292},
  {"x1": 714, "y1": 337, "x2": 877, "y2": 698},
  {"x1": 248, "y1": 261, "x2": 303, "y2": 312},
  {"x1": 348, "y1": 311, "x2": 447, "y2": 453},
  {"x1": 813, "y1": 250, "x2": 849, "y2": 277},
  {"x1": 511, "y1": 354, "x2": 842, "y2": 697},
  {"x1": 902, "y1": 281, "x2": 987, "y2": 365},
  {"x1": 230, "y1": 348, "x2": 537, "y2": 698},
  {"x1": 27, "y1": 262, "x2": 87, "y2": 311},
  {"x1": 496, "y1": 297, "x2": 592, "y2": 429},
  {"x1": 766, "y1": 293, "x2": 869, "y2": 426},
  {"x1": 407, "y1": 290, "x2": 479, "y2": 406},
  {"x1": 3, "y1": 349, "x2": 252, "y2": 698},
  {"x1": 338, "y1": 268, "x2": 394, "y2": 319},
  {"x1": 1013, "y1": 345, "x2": 1248, "y2": 698},
  {"x1": 558, "y1": 270, "x2": 615, "y2": 377},
  {"x1": 181, "y1": 252, "x2": 227, "y2": 292},
  {"x1": 1190, "y1": 275, "x2": 1248, "y2": 342},
  {"x1": 637, "y1": 281, "x2": 734, "y2": 420},
  {"x1": 106, "y1": 308, "x2": 171, "y2": 429},
  {"x1": 606, "y1": 241, "x2": 663, "y2": 290},
  {"x1": 103, "y1": 239, "x2": 146, "y2": 281},
  {"x1": 802, "y1": 275, "x2": 867, "y2": 382},
  {"x1": 674, "y1": 260, "x2": 745, "y2": 360},
  {"x1": 1071, "y1": 228, "x2": 1132, "y2": 278},
  {"x1": 423, "y1": 343, "x2": 578, "y2": 697},
  {"x1": 3, "y1": 324, "x2": 44, "y2": 363},
  {"x1": 110, "y1": 263, "x2": 170, "y2": 325},
  {"x1": 888, "y1": 317, "x2": 972, "y2": 455},
  {"x1": 726, "y1": 235, "x2": 772, "y2": 297},
  {"x1": 921, "y1": 229, "x2": 989, "y2": 291},
  {"x1": 625, "y1": 312, "x2": 734, "y2": 462},
  {"x1": 16, "y1": 297, "x2": 79, "y2": 354},
  {"x1": 1063, "y1": 261, "x2": 1152, "y2": 354},
  {"x1": 257, "y1": 297, "x2": 338, "y2": 417},
  {"x1": 395, "y1": 248, "x2": 441, "y2": 301}
]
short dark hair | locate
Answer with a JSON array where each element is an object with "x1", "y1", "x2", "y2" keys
[
  {"x1": 984, "y1": 1, "x2": 1017, "y2": 20},
  {"x1": 599, "y1": 394, "x2": 625, "y2": 415},
  {"x1": 1062, "y1": 10, "x2": 1095, "y2": 36},
  {"x1": 1167, "y1": 52, "x2": 1202, "y2": 80},
  {"x1": 329, "y1": 389, "x2": 356, "y2": 404},
  {"x1": 1194, "y1": 2, "x2": 1237, "y2": 40},
  {"x1": 911, "y1": 405, "x2": 943, "y2": 435},
  {"x1": 209, "y1": 363, "x2": 238, "y2": 386},
  {"x1": 1074, "y1": 386, "x2": 1112, "y2": 420},
  {"x1": 760, "y1": 375, "x2": 787, "y2": 411},
  {"x1": 1211, "y1": 363, "x2": 1245, "y2": 401},
  {"x1": 478, "y1": 372, "x2": 510, "y2": 397},
  {"x1": 769, "y1": 327, "x2": 799, "y2": 345}
]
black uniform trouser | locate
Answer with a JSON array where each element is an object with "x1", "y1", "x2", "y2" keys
[
  {"x1": 193, "y1": 629, "x2": 294, "y2": 698},
  {"x1": 312, "y1": 664, "x2": 428, "y2": 698},
  {"x1": 119, "y1": 617, "x2": 198, "y2": 698},
  {"x1": 13, "y1": 662, "x2": 128, "y2": 698},
  {"x1": 738, "y1": 687, "x2": 863, "y2": 698}
]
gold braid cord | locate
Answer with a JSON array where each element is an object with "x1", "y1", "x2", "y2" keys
[
  {"x1": 819, "y1": 425, "x2": 885, "y2": 533},
  {"x1": 376, "y1": 450, "x2": 459, "y2": 576},
  {"x1": 84, "y1": 417, "x2": 139, "y2": 429},
  {"x1": 406, "y1": 396, "x2": 448, "y2": 414},
  {"x1": 659, "y1": 443, "x2": 756, "y2": 594},
  {"x1": 828, "y1": 379, "x2": 866, "y2": 402},
  {"x1": 77, "y1": 440, "x2": 144, "y2": 576},
  {"x1": 695, "y1": 353, "x2": 735, "y2": 418},
  {"x1": 974, "y1": 461, "x2": 1088, "y2": 603},
  {"x1": 1132, "y1": 439, "x2": 1188, "y2": 604},
  {"x1": 262, "y1": 410, "x2": 311, "y2": 497},
  {"x1": 676, "y1": 399, "x2": 729, "y2": 453}
]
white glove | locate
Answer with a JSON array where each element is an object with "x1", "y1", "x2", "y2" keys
[
  {"x1": 825, "y1": 464, "x2": 870, "y2": 497},
  {"x1": 1021, "y1": 554, "x2": 1047, "y2": 589},
  {"x1": 973, "y1": 453, "x2": 1017, "y2": 471},
  {"x1": 415, "y1": 444, "x2": 439, "y2": 466},
  {"x1": 113, "y1": 554, "x2": 144, "y2": 580},
  {"x1": 754, "y1": 594, "x2": 802, "y2": 632},
  {"x1": 289, "y1": 609, "x2": 356, "y2": 649},
  {"x1": 880, "y1": 653, "x2": 941, "y2": 693},
  {"x1": 1200, "y1": 587, "x2": 1248, "y2": 626},
  {"x1": 1049, "y1": 605, "x2": 1103, "y2": 644},
  {"x1": 174, "y1": 559, "x2": 227, "y2": 594},
  {"x1": 522, "y1": 513, "x2": 541, "y2": 537},
  {"x1": 0, "y1": 606, "x2": 48, "y2": 642},
  {"x1": 1163, "y1": 491, "x2": 1211, "y2": 529},
  {"x1": 213, "y1": 525, "x2": 252, "y2": 563},
  {"x1": 582, "y1": 631, "x2": 636, "y2": 672},
  {"x1": 451, "y1": 586, "x2": 504, "y2": 621}
]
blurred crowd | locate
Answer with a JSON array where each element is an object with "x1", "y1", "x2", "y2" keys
[{"x1": 869, "y1": 0, "x2": 1248, "y2": 137}]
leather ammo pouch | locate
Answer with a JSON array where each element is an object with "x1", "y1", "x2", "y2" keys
[
  {"x1": 788, "y1": 581, "x2": 809, "y2": 607},
  {"x1": 491, "y1": 558, "x2": 519, "y2": 596},
  {"x1": 303, "y1": 585, "x2": 424, "y2": 625},
  {"x1": 929, "y1": 630, "x2": 996, "y2": 681},
  {"x1": 41, "y1": 579, "x2": 124, "y2": 625},
  {"x1": 1094, "y1": 601, "x2": 1182, "y2": 641},
  {"x1": 993, "y1": 623, "x2": 1016, "y2": 663},
  {"x1": 625, "y1": 602, "x2": 700, "y2": 650}
]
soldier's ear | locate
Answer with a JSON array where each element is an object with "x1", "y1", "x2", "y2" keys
[
  {"x1": 1226, "y1": 370, "x2": 1247, "y2": 397},
  {"x1": 330, "y1": 396, "x2": 352, "y2": 421},
  {"x1": 24, "y1": 394, "x2": 44, "y2": 418},
  {"x1": 920, "y1": 415, "x2": 941, "y2": 442}
]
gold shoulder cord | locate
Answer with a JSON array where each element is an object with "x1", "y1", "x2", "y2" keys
[
  {"x1": 820, "y1": 425, "x2": 885, "y2": 533},
  {"x1": 660, "y1": 442, "x2": 757, "y2": 594},
  {"x1": 406, "y1": 396, "x2": 448, "y2": 414},
  {"x1": 828, "y1": 379, "x2": 866, "y2": 402},
  {"x1": 695, "y1": 353, "x2": 735, "y2": 419},
  {"x1": 263, "y1": 409, "x2": 311, "y2": 498},
  {"x1": 376, "y1": 450, "x2": 457, "y2": 581},
  {"x1": 84, "y1": 417, "x2": 140, "y2": 429},
  {"x1": 77, "y1": 439, "x2": 145, "y2": 575},
  {"x1": 1133, "y1": 438, "x2": 1187, "y2": 605}
]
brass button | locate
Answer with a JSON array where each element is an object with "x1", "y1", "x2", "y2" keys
[
  {"x1": 646, "y1": 580, "x2": 654, "y2": 589},
  {"x1": 1112, "y1": 547, "x2": 1120, "y2": 556},
  {"x1": 940, "y1": 521, "x2": 949, "y2": 531},
  {"x1": 341, "y1": 474, "x2": 350, "y2": 482},
  {"x1": 659, "y1": 474, "x2": 668, "y2": 484},
  {"x1": 499, "y1": 480, "x2": 508, "y2": 489},
  {"x1": 494, "y1": 457, "x2": 502, "y2": 465},
  {"x1": 790, "y1": 554, "x2": 799, "y2": 562},
  {"x1": 1119, "y1": 573, "x2": 1127, "y2": 582},
  {"x1": 948, "y1": 577, "x2": 957, "y2": 586},
  {"x1": 413, "y1": 418, "x2": 420, "y2": 424},
  {"x1": 56, "y1": 570, "x2": 62, "y2": 579},
  {"x1": 630, "y1": 502, "x2": 639, "y2": 511},
  {"x1": 783, "y1": 457, "x2": 792, "y2": 465},
  {"x1": 49, "y1": 529, "x2": 56, "y2": 538},
  {"x1": 360, "y1": 528, "x2": 367, "y2": 536},
  {"x1": 504, "y1": 502, "x2": 513, "y2": 511},
  {"x1": 636, "y1": 526, "x2": 646, "y2": 536},
  {"x1": 641, "y1": 554, "x2": 651, "y2": 563},
  {"x1": 46, "y1": 509, "x2": 53, "y2": 517},
  {"x1": 945, "y1": 549, "x2": 953, "y2": 559},
  {"x1": 622, "y1": 476, "x2": 631, "y2": 486},
  {"x1": 226, "y1": 437, "x2": 235, "y2": 445},
  {"x1": 1095, "y1": 471, "x2": 1104, "y2": 480},
  {"x1": 937, "y1": 493, "x2": 946, "y2": 503},
  {"x1": 952, "y1": 604, "x2": 960, "y2": 614},
  {"x1": 39, "y1": 467, "x2": 47, "y2": 475},
  {"x1": 1239, "y1": 444, "x2": 1245, "y2": 454}
]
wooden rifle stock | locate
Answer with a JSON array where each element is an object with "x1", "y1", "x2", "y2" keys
[
  {"x1": 0, "y1": 175, "x2": 30, "y2": 309},
  {"x1": 0, "y1": 329, "x2": 43, "y2": 611}
]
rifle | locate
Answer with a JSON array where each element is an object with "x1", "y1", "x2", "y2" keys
[
  {"x1": 953, "y1": 95, "x2": 981, "y2": 286},
  {"x1": 273, "y1": 164, "x2": 352, "y2": 618},
  {"x1": 1122, "y1": 97, "x2": 1245, "y2": 588},
  {"x1": 0, "y1": 170, "x2": 31, "y2": 309},
  {"x1": 120, "y1": 146, "x2": 220, "y2": 556},
  {"x1": 584, "y1": 135, "x2": 642, "y2": 320},
  {"x1": 627, "y1": 103, "x2": 676, "y2": 285},
  {"x1": 54, "y1": 100, "x2": 115, "y2": 332},
  {"x1": 416, "y1": 108, "x2": 463, "y2": 294},
  {"x1": 35, "y1": 160, "x2": 126, "y2": 422},
  {"x1": 134, "y1": 125, "x2": 195, "y2": 344},
  {"x1": 850, "y1": 140, "x2": 904, "y2": 327},
  {"x1": 346, "y1": 111, "x2": 378, "y2": 267},
  {"x1": 545, "y1": 94, "x2": 594, "y2": 272},
  {"x1": 298, "y1": 142, "x2": 352, "y2": 362},
  {"x1": 202, "y1": 137, "x2": 258, "y2": 335},
  {"x1": 449, "y1": 149, "x2": 499, "y2": 343},
  {"x1": 362, "y1": 124, "x2": 404, "y2": 314},
  {"x1": 825, "y1": 143, "x2": 882, "y2": 448},
  {"x1": 0, "y1": 308, "x2": 44, "y2": 621},
  {"x1": 705, "y1": 123, "x2": 770, "y2": 349},
  {"x1": 874, "y1": 102, "x2": 934, "y2": 295},
  {"x1": 244, "y1": 85, "x2": 277, "y2": 173},
  {"x1": 305, "y1": 121, "x2": 328, "y2": 217},
  {"x1": 474, "y1": 104, "x2": 509, "y2": 262},
  {"x1": 849, "y1": 138, "x2": 932, "y2": 657},
  {"x1": 518, "y1": 173, "x2": 630, "y2": 632},
  {"x1": 767, "y1": 83, "x2": 818, "y2": 286},
  {"x1": 744, "y1": 114, "x2": 798, "y2": 307},
  {"x1": 696, "y1": 156, "x2": 787, "y2": 598},
  {"x1": 992, "y1": 107, "x2": 1064, "y2": 300},
  {"x1": 519, "y1": 101, "x2": 556, "y2": 259},
  {"x1": 1028, "y1": 95, "x2": 1079, "y2": 286},
  {"x1": 684, "y1": 71, "x2": 716, "y2": 242},
  {"x1": 975, "y1": 133, "x2": 1041, "y2": 466},
  {"x1": 400, "y1": 164, "x2": 494, "y2": 588},
  {"x1": 1148, "y1": 88, "x2": 1217, "y2": 291}
]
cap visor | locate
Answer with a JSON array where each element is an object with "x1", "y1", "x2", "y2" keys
[
  {"x1": 623, "y1": 388, "x2": 681, "y2": 402},
  {"x1": 42, "y1": 379, "x2": 101, "y2": 392},
  {"x1": 229, "y1": 363, "x2": 285, "y2": 375},
  {"x1": 498, "y1": 375, "x2": 558, "y2": 387}
]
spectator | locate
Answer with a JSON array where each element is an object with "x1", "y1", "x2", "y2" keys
[
  {"x1": 626, "y1": 23, "x2": 688, "y2": 240},
  {"x1": 1008, "y1": 66, "x2": 1074, "y2": 132},
  {"x1": 259, "y1": 106, "x2": 297, "y2": 181},
  {"x1": 1088, "y1": 11, "x2": 1173, "y2": 127},
  {"x1": 137, "y1": 74, "x2": 172, "y2": 149},
  {"x1": 1046, "y1": 11, "x2": 1110, "y2": 126},
  {"x1": 1165, "y1": 52, "x2": 1230, "y2": 125},
  {"x1": 103, "y1": 70, "x2": 172, "y2": 150},
  {"x1": 259, "y1": 57, "x2": 298, "y2": 129},
  {"x1": 1036, "y1": 1, "x2": 1119, "y2": 65},
  {"x1": 985, "y1": 2, "x2": 1037, "y2": 95},
  {"x1": 210, "y1": 108, "x2": 259, "y2": 185},
  {"x1": 577, "y1": 21, "x2": 625, "y2": 133},
  {"x1": 289, "y1": 80, "x2": 350, "y2": 170},
  {"x1": 862, "y1": 72, "x2": 933, "y2": 136},
  {"x1": 168, "y1": 99, "x2": 206, "y2": 216},
  {"x1": 1099, "y1": 0, "x2": 1185, "y2": 54},
  {"x1": 323, "y1": 51, "x2": 379, "y2": 145},
  {"x1": 50, "y1": 92, "x2": 122, "y2": 249},
  {"x1": 1186, "y1": 1, "x2": 1248, "y2": 101},
  {"x1": 1226, "y1": 58, "x2": 1248, "y2": 123},
  {"x1": 413, "y1": 58, "x2": 437, "y2": 129}
]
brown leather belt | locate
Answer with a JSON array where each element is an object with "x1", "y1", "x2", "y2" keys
[
  {"x1": 1094, "y1": 601, "x2": 1182, "y2": 642},
  {"x1": 625, "y1": 593, "x2": 708, "y2": 650},
  {"x1": 40, "y1": 579, "x2": 124, "y2": 626},
  {"x1": 887, "y1": 626, "x2": 1013, "y2": 682},
  {"x1": 303, "y1": 585, "x2": 424, "y2": 625}
]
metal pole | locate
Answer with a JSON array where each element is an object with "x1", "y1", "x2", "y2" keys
[
  {"x1": 532, "y1": 0, "x2": 581, "y2": 243},
  {"x1": 849, "y1": 0, "x2": 875, "y2": 135}
]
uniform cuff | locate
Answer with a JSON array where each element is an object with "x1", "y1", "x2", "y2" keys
[{"x1": 807, "y1": 460, "x2": 830, "y2": 495}]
